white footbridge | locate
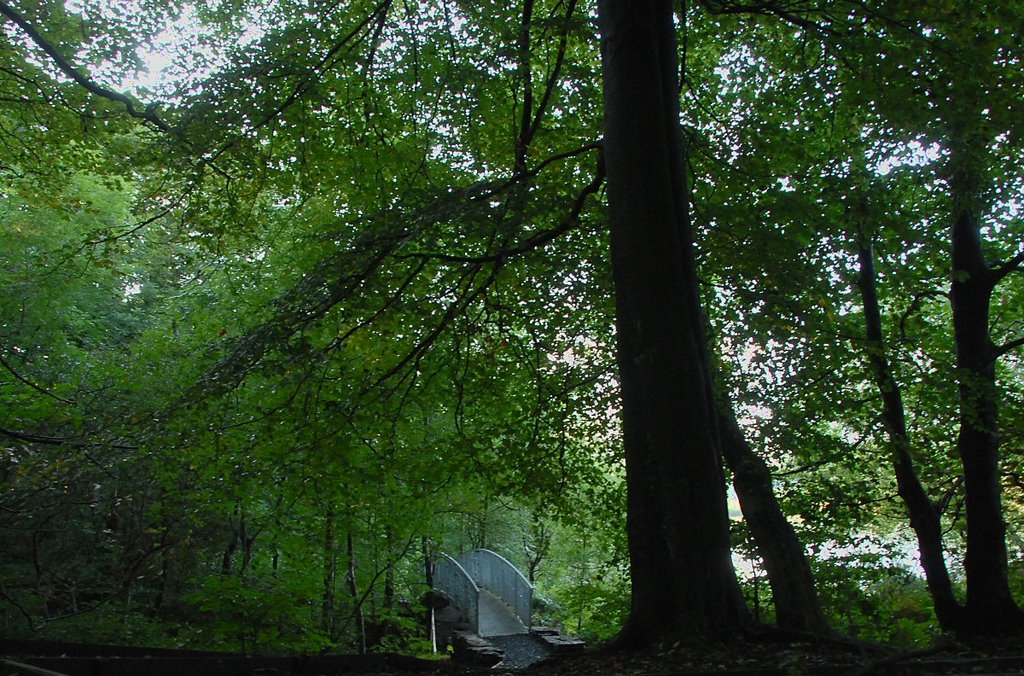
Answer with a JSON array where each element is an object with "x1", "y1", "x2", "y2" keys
[{"x1": 433, "y1": 549, "x2": 533, "y2": 637}]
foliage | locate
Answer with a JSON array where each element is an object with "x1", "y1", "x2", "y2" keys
[
  {"x1": 184, "y1": 571, "x2": 328, "y2": 654},
  {"x1": 0, "y1": 0, "x2": 1022, "y2": 653},
  {"x1": 810, "y1": 541, "x2": 941, "y2": 646}
]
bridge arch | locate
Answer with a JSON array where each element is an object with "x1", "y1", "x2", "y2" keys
[
  {"x1": 434, "y1": 548, "x2": 533, "y2": 636},
  {"x1": 434, "y1": 553, "x2": 481, "y2": 633}
]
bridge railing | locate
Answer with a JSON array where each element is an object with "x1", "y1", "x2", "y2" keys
[
  {"x1": 458, "y1": 549, "x2": 533, "y2": 628},
  {"x1": 433, "y1": 553, "x2": 480, "y2": 633}
]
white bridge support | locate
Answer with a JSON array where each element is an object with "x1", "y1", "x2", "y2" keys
[{"x1": 434, "y1": 548, "x2": 533, "y2": 636}]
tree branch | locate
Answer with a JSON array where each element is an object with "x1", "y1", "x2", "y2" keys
[
  {"x1": 0, "y1": 425, "x2": 138, "y2": 452},
  {"x1": 0, "y1": 583, "x2": 37, "y2": 632},
  {"x1": 772, "y1": 458, "x2": 833, "y2": 477},
  {"x1": 993, "y1": 250, "x2": 1024, "y2": 283},
  {"x1": 527, "y1": 0, "x2": 578, "y2": 145},
  {"x1": 208, "y1": 0, "x2": 393, "y2": 164},
  {"x1": 514, "y1": 0, "x2": 535, "y2": 171},
  {"x1": 936, "y1": 476, "x2": 963, "y2": 516},
  {"x1": 337, "y1": 534, "x2": 416, "y2": 638},
  {"x1": 323, "y1": 258, "x2": 429, "y2": 356},
  {"x1": 399, "y1": 147, "x2": 605, "y2": 264},
  {"x1": 82, "y1": 200, "x2": 183, "y2": 247},
  {"x1": 478, "y1": 140, "x2": 602, "y2": 201},
  {"x1": 186, "y1": 230, "x2": 406, "y2": 402},
  {"x1": 0, "y1": 1, "x2": 169, "y2": 132},
  {"x1": 699, "y1": 0, "x2": 832, "y2": 33},
  {"x1": 0, "y1": 351, "x2": 75, "y2": 404},
  {"x1": 0, "y1": 425, "x2": 69, "y2": 445},
  {"x1": 365, "y1": 262, "x2": 497, "y2": 396},
  {"x1": 995, "y1": 335, "x2": 1024, "y2": 360},
  {"x1": 898, "y1": 289, "x2": 950, "y2": 343},
  {"x1": 187, "y1": 144, "x2": 602, "y2": 405}
]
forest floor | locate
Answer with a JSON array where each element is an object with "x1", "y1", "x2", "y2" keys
[
  {"x1": 7, "y1": 635, "x2": 1024, "y2": 675},
  {"x1": 510, "y1": 635, "x2": 1024, "y2": 675}
]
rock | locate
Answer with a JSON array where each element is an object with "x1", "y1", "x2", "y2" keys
[
  {"x1": 535, "y1": 631, "x2": 585, "y2": 654},
  {"x1": 450, "y1": 630, "x2": 504, "y2": 667}
]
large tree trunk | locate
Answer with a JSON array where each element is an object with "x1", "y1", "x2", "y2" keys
[
  {"x1": 950, "y1": 198, "x2": 1023, "y2": 633},
  {"x1": 598, "y1": 0, "x2": 750, "y2": 644},
  {"x1": 717, "y1": 409, "x2": 828, "y2": 634},
  {"x1": 855, "y1": 239, "x2": 964, "y2": 631},
  {"x1": 938, "y1": 16, "x2": 1024, "y2": 630}
]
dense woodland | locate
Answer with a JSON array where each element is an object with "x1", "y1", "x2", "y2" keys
[{"x1": 1, "y1": 0, "x2": 1023, "y2": 658}]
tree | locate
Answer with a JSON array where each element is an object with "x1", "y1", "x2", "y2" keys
[
  {"x1": 948, "y1": 116, "x2": 1024, "y2": 633},
  {"x1": 687, "y1": 0, "x2": 1024, "y2": 637},
  {"x1": 2, "y1": 0, "x2": 1023, "y2": 651},
  {"x1": 598, "y1": 0, "x2": 751, "y2": 643},
  {"x1": 843, "y1": 0, "x2": 1024, "y2": 633},
  {"x1": 717, "y1": 404, "x2": 828, "y2": 633}
]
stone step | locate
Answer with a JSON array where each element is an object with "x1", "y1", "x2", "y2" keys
[
  {"x1": 537, "y1": 632, "x2": 585, "y2": 653},
  {"x1": 450, "y1": 629, "x2": 504, "y2": 667}
]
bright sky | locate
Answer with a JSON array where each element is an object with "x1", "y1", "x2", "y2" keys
[{"x1": 62, "y1": 1, "x2": 267, "y2": 98}]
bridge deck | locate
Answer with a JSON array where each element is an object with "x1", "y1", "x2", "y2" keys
[{"x1": 477, "y1": 588, "x2": 528, "y2": 637}]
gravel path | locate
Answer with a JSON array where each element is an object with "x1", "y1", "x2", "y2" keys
[{"x1": 488, "y1": 634, "x2": 554, "y2": 669}]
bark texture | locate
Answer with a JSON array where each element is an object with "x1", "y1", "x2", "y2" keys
[
  {"x1": 718, "y1": 409, "x2": 828, "y2": 634},
  {"x1": 598, "y1": 0, "x2": 750, "y2": 643},
  {"x1": 950, "y1": 203, "x2": 1023, "y2": 632}
]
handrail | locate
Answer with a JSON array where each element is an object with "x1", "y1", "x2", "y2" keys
[
  {"x1": 457, "y1": 549, "x2": 533, "y2": 629},
  {"x1": 433, "y1": 553, "x2": 480, "y2": 632}
]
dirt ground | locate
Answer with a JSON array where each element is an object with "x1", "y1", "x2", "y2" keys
[{"x1": 6, "y1": 635, "x2": 1024, "y2": 675}]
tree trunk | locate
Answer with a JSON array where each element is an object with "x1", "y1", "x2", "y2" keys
[
  {"x1": 221, "y1": 510, "x2": 239, "y2": 575},
  {"x1": 717, "y1": 409, "x2": 828, "y2": 634},
  {"x1": 31, "y1": 529, "x2": 51, "y2": 617},
  {"x1": 154, "y1": 519, "x2": 172, "y2": 613},
  {"x1": 598, "y1": 0, "x2": 750, "y2": 644},
  {"x1": 322, "y1": 508, "x2": 337, "y2": 636},
  {"x1": 950, "y1": 199, "x2": 1023, "y2": 633},
  {"x1": 383, "y1": 528, "x2": 395, "y2": 612},
  {"x1": 347, "y1": 532, "x2": 367, "y2": 653},
  {"x1": 239, "y1": 508, "x2": 253, "y2": 576},
  {"x1": 422, "y1": 537, "x2": 436, "y2": 652},
  {"x1": 855, "y1": 239, "x2": 964, "y2": 631},
  {"x1": 524, "y1": 514, "x2": 550, "y2": 585},
  {"x1": 514, "y1": 0, "x2": 535, "y2": 174}
]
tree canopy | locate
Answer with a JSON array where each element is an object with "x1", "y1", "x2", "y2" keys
[{"x1": 1, "y1": 0, "x2": 1023, "y2": 655}]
